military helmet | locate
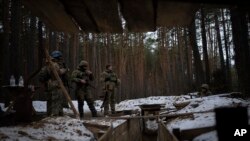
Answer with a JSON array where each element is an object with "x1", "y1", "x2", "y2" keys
[
  {"x1": 79, "y1": 60, "x2": 88, "y2": 67},
  {"x1": 201, "y1": 84, "x2": 209, "y2": 90},
  {"x1": 51, "y1": 50, "x2": 62, "y2": 58}
]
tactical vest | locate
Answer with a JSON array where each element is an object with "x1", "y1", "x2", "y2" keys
[
  {"x1": 75, "y1": 70, "x2": 91, "y2": 89},
  {"x1": 76, "y1": 70, "x2": 89, "y2": 80},
  {"x1": 104, "y1": 71, "x2": 117, "y2": 91}
]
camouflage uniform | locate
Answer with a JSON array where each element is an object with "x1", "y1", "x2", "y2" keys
[
  {"x1": 71, "y1": 60, "x2": 97, "y2": 118},
  {"x1": 100, "y1": 67, "x2": 120, "y2": 115},
  {"x1": 198, "y1": 84, "x2": 212, "y2": 97},
  {"x1": 39, "y1": 59, "x2": 66, "y2": 116},
  {"x1": 57, "y1": 61, "x2": 70, "y2": 108}
]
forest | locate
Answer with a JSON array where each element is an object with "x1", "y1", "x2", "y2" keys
[{"x1": 0, "y1": 0, "x2": 250, "y2": 102}]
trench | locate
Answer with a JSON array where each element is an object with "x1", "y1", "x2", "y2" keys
[{"x1": 83, "y1": 118, "x2": 158, "y2": 141}]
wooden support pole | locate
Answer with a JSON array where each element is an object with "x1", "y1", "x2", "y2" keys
[
  {"x1": 44, "y1": 48, "x2": 79, "y2": 119},
  {"x1": 94, "y1": 112, "x2": 194, "y2": 120}
]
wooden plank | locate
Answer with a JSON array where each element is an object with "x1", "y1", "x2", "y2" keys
[
  {"x1": 157, "y1": 1, "x2": 198, "y2": 27},
  {"x1": 61, "y1": 0, "x2": 99, "y2": 33},
  {"x1": 128, "y1": 119, "x2": 143, "y2": 141},
  {"x1": 158, "y1": 121, "x2": 179, "y2": 141},
  {"x1": 215, "y1": 107, "x2": 249, "y2": 141},
  {"x1": 44, "y1": 48, "x2": 80, "y2": 118},
  {"x1": 84, "y1": 126, "x2": 106, "y2": 139},
  {"x1": 180, "y1": 126, "x2": 215, "y2": 140},
  {"x1": 98, "y1": 126, "x2": 112, "y2": 141},
  {"x1": 112, "y1": 121, "x2": 128, "y2": 141},
  {"x1": 82, "y1": 122, "x2": 110, "y2": 130},
  {"x1": 83, "y1": 0, "x2": 123, "y2": 33},
  {"x1": 22, "y1": 0, "x2": 79, "y2": 33},
  {"x1": 96, "y1": 112, "x2": 194, "y2": 120},
  {"x1": 99, "y1": 119, "x2": 142, "y2": 141},
  {"x1": 119, "y1": 0, "x2": 156, "y2": 32}
]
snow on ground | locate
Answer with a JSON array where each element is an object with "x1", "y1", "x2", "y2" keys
[
  {"x1": 83, "y1": 119, "x2": 126, "y2": 128},
  {"x1": 0, "y1": 100, "x2": 117, "y2": 141},
  {"x1": 1, "y1": 93, "x2": 249, "y2": 141},
  {"x1": 31, "y1": 100, "x2": 103, "y2": 115},
  {"x1": 166, "y1": 112, "x2": 216, "y2": 131},
  {"x1": 193, "y1": 131, "x2": 218, "y2": 141},
  {"x1": 165, "y1": 94, "x2": 249, "y2": 130},
  {"x1": 173, "y1": 96, "x2": 249, "y2": 114},
  {"x1": 116, "y1": 96, "x2": 176, "y2": 112},
  {"x1": 0, "y1": 116, "x2": 94, "y2": 141},
  {"x1": 145, "y1": 119, "x2": 158, "y2": 131},
  {"x1": 163, "y1": 94, "x2": 249, "y2": 141}
]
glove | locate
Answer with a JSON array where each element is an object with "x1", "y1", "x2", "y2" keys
[
  {"x1": 86, "y1": 70, "x2": 92, "y2": 75},
  {"x1": 80, "y1": 79, "x2": 86, "y2": 84}
]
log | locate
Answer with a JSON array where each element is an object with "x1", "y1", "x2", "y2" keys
[
  {"x1": 44, "y1": 48, "x2": 79, "y2": 119},
  {"x1": 95, "y1": 110, "x2": 214, "y2": 120},
  {"x1": 82, "y1": 122, "x2": 110, "y2": 130}
]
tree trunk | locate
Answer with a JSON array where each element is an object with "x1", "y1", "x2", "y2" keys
[
  {"x1": 28, "y1": 16, "x2": 37, "y2": 74},
  {"x1": 92, "y1": 33, "x2": 97, "y2": 98},
  {"x1": 230, "y1": 6, "x2": 250, "y2": 96},
  {"x1": 215, "y1": 13, "x2": 227, "y2": 92},
  {"x1": 184, "y1": 28, "x2": 192, "y2": 92},
  {"x1": 10, "y1": 0, "x2": 22, "y2": 77},
  {"x1": 221, "y1": 9, "x2": 232, "y2": 90},
  {"x1": 106, "y1": 33, "x2": 112, "y2": 64},
  {"x1": 200, "y1": 8, "x2": 211, "y2": 84},
  {"x1": 189, "y1": 19, "x2": 205, "y2": 88},
  {"x1": 69, "y1": 34, "x2": 78, "y2": 70},
  {"x1": 2, "y1": 0, "x2": 11, "y2": 84}
]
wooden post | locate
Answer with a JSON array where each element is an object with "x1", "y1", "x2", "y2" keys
[
  {"x1": 44, "y1": 48, "x2": 79, "y2": 119},
  {"x1": 215, "y1": 107, "x2": 248, "y2": 141}
]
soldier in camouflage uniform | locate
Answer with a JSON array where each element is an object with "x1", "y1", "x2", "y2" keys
[
  {"x1": 39, "y1": 50, "x2": 67, "y2": 116},
  {"x1": 198, "y1": 84, "x2": 212, "y2": 97},
  {"x1": 100, "y1": 64, "x2": 120, "y2": 115},
  {"x1": 71, "y1": 60, "x2": 97, "y2": 118},
  {"x1": 57, "y1": 57, "x2": 70, "y2": 109}
]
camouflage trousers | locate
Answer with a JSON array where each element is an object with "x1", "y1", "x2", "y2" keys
[
  {"x1": 103, "y1": 90, "x2": 115, "y2": 115},
  {"x1": 47, "y1": 88, "x2": 64, "y2": 116},
  {"x1": 76, "y1": 89, "x2": 97, "y2": 118}
]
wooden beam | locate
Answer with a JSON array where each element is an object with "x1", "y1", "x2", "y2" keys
[
  {"x1": 159, "y1": 0, "x2": 249, "y2": 5},
  {"x1": 215, "y1": 107, "x2": 249, "y2": 141},
  {"x1": 180, "y1": 126, "x2": 215, "y2": 140},
  {"x1": 119, "y1": 0, "x2": 156, "y2": 32},
  {"x1": 158, "y1": 121, "x2": 179, "y2": 141},
  {"x1": 95, "y1": 112, "x2": 194, "y2": 120},
  {"x1": 44, "y1": 48, "x2": 80, "y2": 119},
  {"x1": 157, "y1": 1, "x2": 198, "y2": 27},
  {"x1": 61, "y1": 0, "x2": 99, "y2": 33},
  {"x1": 83, "y1": 0, "x2": 123, "y2": 33},
  {"x1": 22, "y1": 0, "x2": 79, "y2": 33},
  {"x1": 82, "y1": 122, "x2": 110, "y2": 130}
]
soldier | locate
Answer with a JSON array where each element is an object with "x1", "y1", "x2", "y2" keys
[
  {"x1": 198, "y1": 84, "x2": 212, "y2": 97},
  {"x1": 71, "y1": 60, "x2": 97, "y2": 118},
  {"x1": 47, "y1": 51, "x2": 70, "y2": 108},
  {"x1": 39, "y1": 50, "x2": 67, "y2": 116},
  {"x1": 100, "y1": 64, "x2": 120, "y2": 115}
]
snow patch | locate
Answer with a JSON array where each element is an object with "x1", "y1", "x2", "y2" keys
[
  {"x1": 0, "y1": 116, "x2": 94, "y2": 141},
  {"x1": 193, "y1": 131, "x2": 218, "y2": 141},
  {"x1": 166, "y1": 112, "x2": 216, "y2": 131}
]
